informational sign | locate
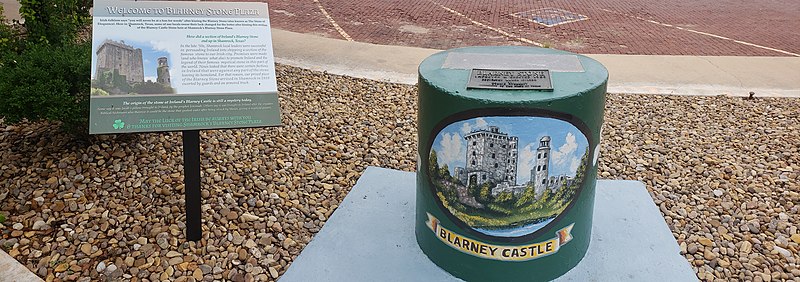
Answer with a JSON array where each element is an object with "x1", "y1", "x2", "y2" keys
[
  {"x1": 467, "y1": 69, "x2": 553, "y2": 90},
  {"x1": 89, "y1": 0, "x2": 281, "y2": 134}
]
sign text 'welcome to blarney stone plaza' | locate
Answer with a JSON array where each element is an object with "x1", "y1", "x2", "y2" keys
[{"x1": 89, "y1": 0, "x2": 280, "y2": 134}]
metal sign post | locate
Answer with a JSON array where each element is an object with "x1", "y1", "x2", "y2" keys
[{"x1": 183, "y1": 130, "x2": 202, "y2": 241}]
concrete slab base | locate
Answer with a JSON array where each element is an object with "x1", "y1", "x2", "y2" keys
[
  {"x1": 0, "y1": 249, "x2": 43, "y2": 282},
  {"x1": 280, "y1": 167, "x2": 697, "y2": 282}
]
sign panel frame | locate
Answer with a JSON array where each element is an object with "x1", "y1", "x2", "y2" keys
[{"x1": 89, "y1": 0, "x2": 281, "y2": 134}]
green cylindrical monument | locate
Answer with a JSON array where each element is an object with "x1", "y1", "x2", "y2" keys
[{"x1": 416, "y1": 46, "x2": 607, "y2": 281}]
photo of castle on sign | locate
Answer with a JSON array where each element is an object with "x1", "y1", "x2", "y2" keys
[
  {"x1": 91, "y1": 39, "x2": 176, "y2": 96},
  {"x1": 428, "y1": 116, "x2": 590, "y2": 239}
]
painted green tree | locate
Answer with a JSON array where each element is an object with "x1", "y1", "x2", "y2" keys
[{"x1": 429, "y1": 149, "x2": 440, "y2": 178}]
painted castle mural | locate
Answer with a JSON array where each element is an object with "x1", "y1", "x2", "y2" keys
[
  {"x1": 429, "y1": 116, "x2": 590, "y2": 238},
  {"x1": 91, "y1": 39, "x2": 175, "y2": 95}
]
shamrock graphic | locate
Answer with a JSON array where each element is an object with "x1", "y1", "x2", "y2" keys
[{"x1": 113, "y1": 119, "x2": 125, "y2": 129}]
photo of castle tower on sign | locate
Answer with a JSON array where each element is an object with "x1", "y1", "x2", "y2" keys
[
  {"x1": 429, "y1": 116, "x2": 590, "y2": 238},
  {"x1": 90, "y1": 39, "x2": 176, "y2": 96}
]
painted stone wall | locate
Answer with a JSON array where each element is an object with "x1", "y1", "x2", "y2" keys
[{"x1": 464, "y1": 126, "x2": 518, "y2": 186}]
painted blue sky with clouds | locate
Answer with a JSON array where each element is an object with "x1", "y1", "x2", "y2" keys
[{"x1": 432, "y1": 116, "x2": 588, "y2": 184}]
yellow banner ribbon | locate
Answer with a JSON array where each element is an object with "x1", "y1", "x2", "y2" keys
[{"x1": 426, "y1": 213, "x2": 574, "y2": 261}]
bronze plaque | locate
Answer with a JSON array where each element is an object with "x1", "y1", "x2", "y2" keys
[{"x1": 467, "y1": 69, "x2": 553, "y2": 90}]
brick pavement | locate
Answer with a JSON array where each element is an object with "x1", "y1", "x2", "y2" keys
[
  {"x1": 264, "y1": 0, "x2": 800, "y2": 56},
  {"x1": 3, "y1": 0, "x2": 794, "y2": 56}
]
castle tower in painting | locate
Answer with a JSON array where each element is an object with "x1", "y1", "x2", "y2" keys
[
  {"x1": 531, "y1": 136, "x2": 551, "y2": 196},
  {"x1": 462, "y1": 126, "x2": 518, "y2": 187},
  {"x1": 156, "y1": 57, "x2": 171, "y2": 86},
  {"x1": 95, "y1": 40, "x2": 144, "y2": 83}
]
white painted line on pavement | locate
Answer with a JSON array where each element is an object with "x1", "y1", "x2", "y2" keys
[
  {"x1": 600, "y1": 8, "x2": 800, "y2": 57},
  {"x1": 314, "y1": 0, "x2": 353, "y2": 41},
  {"x1": 428, "y1": 0, "x2": 544, "y2": 47}
]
